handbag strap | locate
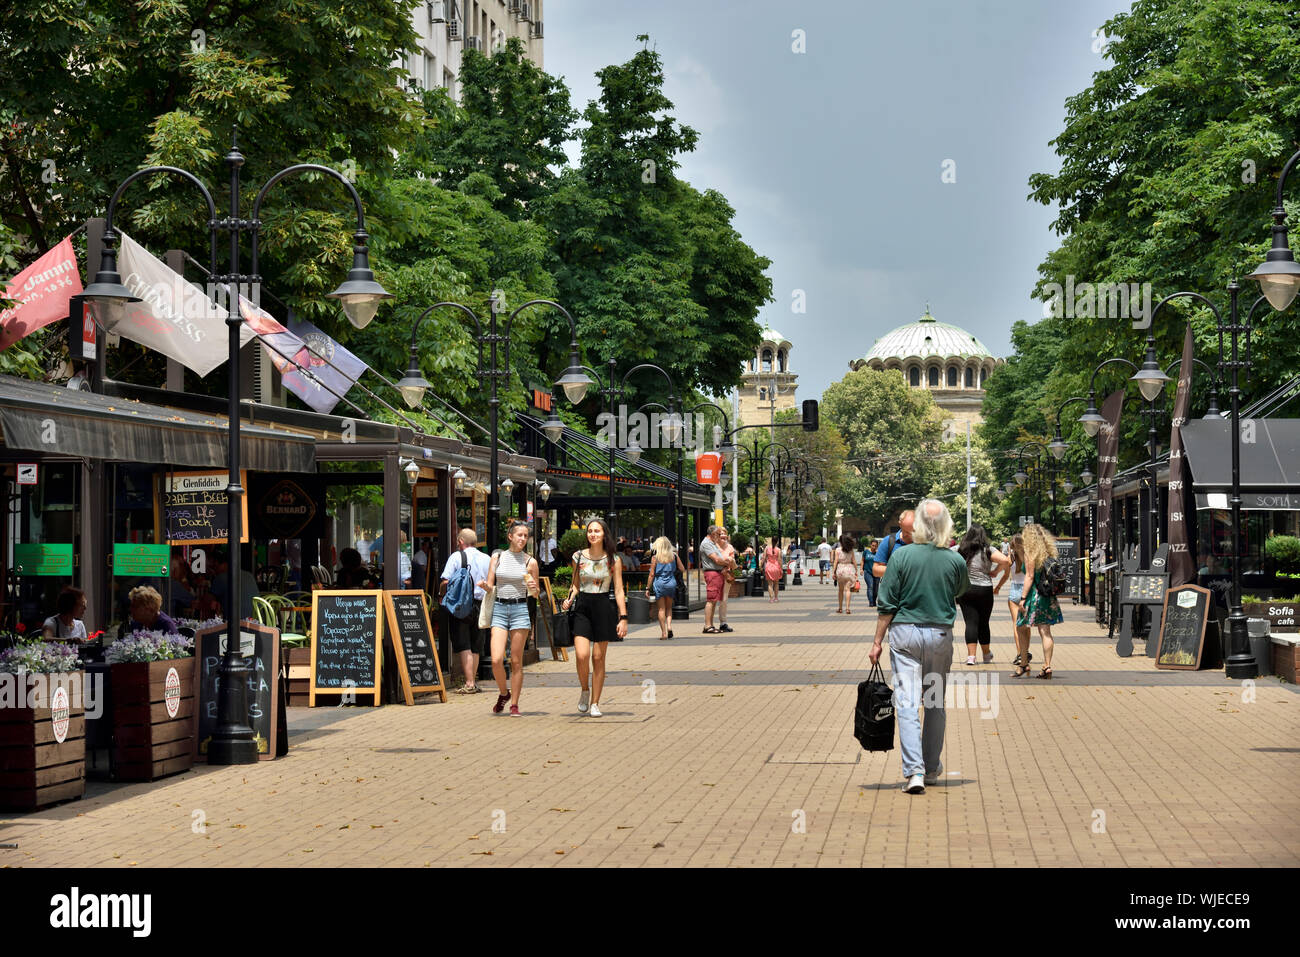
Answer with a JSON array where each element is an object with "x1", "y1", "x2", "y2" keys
[{"x1": 867, "y1": 661, "x2": 886, "y2": 685}]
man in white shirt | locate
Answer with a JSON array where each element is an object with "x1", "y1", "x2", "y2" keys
[
  {"x1": 538, "y1": 531, "x2": 557, "y2": 576},
  {"x1": 439, "y1": 528, "x2": 492, "y2": 692},
  {"x1": 817, "y1": 540, "x2": 834, "y2": 583}
]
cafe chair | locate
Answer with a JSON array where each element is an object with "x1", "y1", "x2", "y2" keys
[{"x1": 256, "y1": 595, "x2": 309, "y2": 649}]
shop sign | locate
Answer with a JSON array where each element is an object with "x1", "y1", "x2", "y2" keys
[
  {"x1": 51, "y1": 686, "x2": 70, "y2": 743},
  {"x1": 256, "y1": 478, "x2": 317, "y2": 539},
  {"x1": 113, "y1": 542, "x2": 170, "y2": 577},
  {"x1": 164, "y1": 667, "x2": 181, "y2": 718},
  {"x1": 12, "y1": 542, "x2": 73, "y2": 576},
  {"x1": 16, "y1": 463, "x2": 37, "y2": 485}
]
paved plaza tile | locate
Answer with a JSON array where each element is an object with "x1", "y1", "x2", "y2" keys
[{"x1": 2, "y1": 579, "x2": 1297, "y2": 868}]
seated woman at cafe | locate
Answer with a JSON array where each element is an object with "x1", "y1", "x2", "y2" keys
[
  {"x1": 43, "y1": 586, "x2": 88, "y2": 642},
  {"x1": 335, "y1": 547, "x2": 376, "y2": 588},
  {"x1": 118, "y1": 585, "x2": 180, "y2": 638}
]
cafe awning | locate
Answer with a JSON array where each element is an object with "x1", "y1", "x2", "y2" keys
[
  {"x1": 1181, "y1": 417, "x2": 1300, "y2": 509},
  {"x1": 0, "y1": 374, "x2": 314, "y2": 472}
]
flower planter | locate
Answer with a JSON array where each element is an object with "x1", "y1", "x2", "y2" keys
[
  {"x1": 0, "y1": 674, "x2": 85, "y2": 811},
  {"x1": 110, "y1": 658, "x2": 195, "y2": 782}
]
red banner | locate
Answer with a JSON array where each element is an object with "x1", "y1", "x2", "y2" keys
[
  {"x1": 0, "y1": 236, "x2": 83, "y2": 351},
  {"x1": 1166, "y1": 324, "x2": 1196, "y2": 586}
]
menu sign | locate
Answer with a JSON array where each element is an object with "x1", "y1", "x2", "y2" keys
[
  {"x1": 194, "y1": 621, "x2": 283, "y2": 760},
  {"x1": 382, "y1": 591, "x2": 446, "y2": 704},
  {"x1": 1156, "y1": 585, "x2": 1212, "y2": 670},
  {"x1": 309, "y1": 590, "x2": 383, "y2": 705},
  {"x1": 1055, "y1": 537, "x2": 1080, "y2": 596},
  {"x1": 1116, "y1": 571, "x2": 1169, "y2": 658},
  {"x1": 1122, "y1": 574, "x2": 1168, "y2": 604},
  {"x1": 159, "y1": 470, "x2": 249, "y2": 546}
]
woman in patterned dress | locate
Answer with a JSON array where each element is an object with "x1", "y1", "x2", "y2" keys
[{"x1": 1012, "y1": 523, "x2": 1063, "y2": 679}]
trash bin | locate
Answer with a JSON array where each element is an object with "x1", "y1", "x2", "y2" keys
[{"x1": 626, "y1": 592, "x2": 651, "y2": 625}]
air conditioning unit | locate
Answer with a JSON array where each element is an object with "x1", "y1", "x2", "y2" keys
[
  {"x1": 518, "y1": 2, "x2": 531, "y2": 21},
  {"x1": 531, "y1": 19, "x2": 543, "y2": 38},
  {"x1": 508, "y1": 0, "x2": 520, "y2": 11},
  {"x1": 447, "y1": 19, "x2": 461, "y2": 40},
  {"x1": 427, "y1": 0, "x2": 445, "y2": 24},
  {"x1": 465, "y1": 35, "x2": 483, "y2": 52}
]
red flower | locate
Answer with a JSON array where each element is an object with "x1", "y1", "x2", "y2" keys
[{"x1": 14, "y1": 622, "x2": 24, "y2": 633}]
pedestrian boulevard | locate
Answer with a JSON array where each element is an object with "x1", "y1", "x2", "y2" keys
[{"x1": 3, "y1": 581, "x2": 1297, "y2": 868}]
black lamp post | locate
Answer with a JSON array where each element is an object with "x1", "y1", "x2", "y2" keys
[
  {"x1": 393, "y1": 298, "x2": 590, "y2": 550},
  {"x1": 85, "y1": 130, "x2": 391, "y2": 765}
]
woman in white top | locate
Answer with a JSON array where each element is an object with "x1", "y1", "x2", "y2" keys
[
  {"x1": 832, "y1": 533, "x2": 860, "y2": 614},
  {"x1": 43, "y1": 586, "x2": 88, "y2": 642},
  {"x1": 485, "y1": 521, "x2": 541, "y2": 716},
  {"x1": 993, "y1": 532, "x2": 1031, "y2": 666}
]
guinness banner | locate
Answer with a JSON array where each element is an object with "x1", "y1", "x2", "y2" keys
[
  {"x1": 1094, "y1": 389, "x2": 1124, "y2": 564},
  {"x1": 1166, "y1": 324, "x2": 1196, "y2": 586}
]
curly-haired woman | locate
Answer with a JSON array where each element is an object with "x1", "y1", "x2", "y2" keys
[{"x1": 1011, "y1": 523, "x2": 1063, "y2": 679}]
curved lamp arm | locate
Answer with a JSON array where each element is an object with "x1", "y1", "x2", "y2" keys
[
  {"x1": 395, "y1": 301, "x2": 484, "y2": 406},
  {"x1": 503, "y1": 299, "x2": 588, "y2": 402}
]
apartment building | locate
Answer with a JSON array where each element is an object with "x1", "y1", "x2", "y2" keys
[{"x1": 401, "y1": 0, "x2": 545, "y2": 102}]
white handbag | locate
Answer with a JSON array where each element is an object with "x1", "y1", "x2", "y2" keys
[{"x1": 478, "y1": 585, "x2": 495, "y2": 629}]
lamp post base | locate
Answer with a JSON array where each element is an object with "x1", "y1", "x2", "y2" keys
[
  {"x1": 208, "y1": 655, "x2": 260, "y2": 766},
  {"x1": 1224, "y1": 612, "x2": 1258, "y2": 679},
  {"x1": 672, "y1": 602, "x2": 689, "y2": 621}
]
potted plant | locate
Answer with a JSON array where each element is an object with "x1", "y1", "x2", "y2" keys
[
  {"x1": 1265, "y1": 534, "x2": 1300, "y2": 583},
  {"x1": 0, "y1": 641, "x2": 85, "y2": 811},
  {"x1": 557, "y1": 528, "x2": 590, "y2": 564},
  {"x1": 104, "y1": 630, "x2": 196, "y2": 782}
]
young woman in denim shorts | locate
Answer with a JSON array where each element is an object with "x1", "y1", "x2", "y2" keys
[
  {"x1": 486, "y1": 521, "x2": 540, "y2": 716},
  {"x1": 994, "y1": 533, "x2": 1031, "y2": 667}
]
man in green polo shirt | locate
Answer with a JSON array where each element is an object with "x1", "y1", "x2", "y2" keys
[{"x1": 869, "y1": 498, "x2": 969, "y2": 795}]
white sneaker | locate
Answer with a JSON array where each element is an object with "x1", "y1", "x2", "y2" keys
[
  {"x1": 588, "y1": 702, "x2": 602, "y2": 717},
  {"x1": 924, "y1": 762, "x2": 943, "y2": 786},
  {"x1": 577, "y1": 689, "x2": 590, "y2": 714},
  {"x1": 904, "y1": 774, "x2": 925, "y2": 794}
]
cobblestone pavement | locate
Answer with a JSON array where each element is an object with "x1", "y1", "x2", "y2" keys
[{"x1": 3, "y1": 577, "x2": 1297, "y2": 867}]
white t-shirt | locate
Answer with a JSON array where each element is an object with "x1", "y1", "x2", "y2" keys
[
  {"x1": 441, "y1": 547, "x2": 491, "y2": 600},
  {"x1": 539, "y1": 537, "x2": 557, "y2": 563},
  {"x1": 817, "y1": 542, "x2": 833, "y2": 562},
  {"x1": 43, "y1": 616, "x2": 87, "y2": 642}
]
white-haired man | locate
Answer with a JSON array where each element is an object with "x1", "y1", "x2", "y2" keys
[{"x1": 869, "y1": 499, "x2": 969, "y2": 794}]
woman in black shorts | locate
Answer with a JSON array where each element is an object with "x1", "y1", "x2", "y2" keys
[{"x1": 561, "y1": 519, "x2": 628, "y2": 717}]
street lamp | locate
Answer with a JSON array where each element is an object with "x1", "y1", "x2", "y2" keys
[
  {"x1": 1246, "y1": 148, "x2": 1300, "y2": 311},
  {"x1": 90, "y1": 129, "x2": 391, "y2": 766}
]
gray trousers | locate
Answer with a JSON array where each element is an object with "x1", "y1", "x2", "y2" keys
[{"x1": 887, "y1": 622, "x2": 954, "y2": 779}]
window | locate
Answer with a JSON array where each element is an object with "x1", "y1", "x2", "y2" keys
[
  {"x1": 965, "y1": 368, "x2": 974, "y2": 388},
  {"x1": 928, "y1": 367, "x2": 939, "y2": 387},
  {"x1": 778, "y1": 349, "x2": 787, "y2": 373},
  {"x1": 980, "y1": 368, "x2": 989, "y2": 386},
  {"x1": 748, "y1": 358, "x2": 755, "y2": 372},
  {"x1": 759, "y1": 387, "x2": 767, "y2": 401},
  {"x1": 761, "y1": 349, "x2": 773, "y2": 373},
  {"x1": 424, "y1": 50, "x2": 437, "y2": 90},
  {"x1": 909, "y1": 367, "x2": 920, "y2": 387},
  {"x1": 947, "y1": 367, "x2": 957, "y2": 387}
]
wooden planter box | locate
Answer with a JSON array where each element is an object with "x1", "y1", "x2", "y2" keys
[
  {"x1": 111, "y1": 658, "x2": 195, "y2": 782},
  {"x1": 0, "y1": 674, "x2": 85, "y2": 811},
  {"x1": 283, "y1": 646, "x2": 312, "y2": 707}
]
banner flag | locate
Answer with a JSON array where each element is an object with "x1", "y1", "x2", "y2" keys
[
  {"x1": 0, "y1": 236, "x2": 83, "y2": 351},
  {"x1": 1094, "y1": 389, "x2": 1125, "y2": 564},
  {"x1": 237, "y1": 293, "x2": 311, "y2": 375},
  {"x1": 1166, "y1": 324, "x2": 1196, "y2": 586},
  {"x1": 110, "y1": 232, "x2": 255, "y2": 376},
  {"x1": 272, "y1": 315, "x2": 367, "y2": 415}
]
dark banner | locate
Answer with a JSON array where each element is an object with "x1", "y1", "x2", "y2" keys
[
  {"x1": 250, "y1": 472, "x2": 325, "y2": 540},
  {"x1": 1166, "y1": 324, "x2": 1196, "y2": 586},
  {"x1": 1095, "y1": 389, "x2": 1124, "y2": 563}
]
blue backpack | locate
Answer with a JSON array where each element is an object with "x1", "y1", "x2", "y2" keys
[{"x1": 441, "y1": 551, "x2": 475, "y2": 619}]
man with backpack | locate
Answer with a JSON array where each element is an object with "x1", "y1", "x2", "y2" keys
[
  {"x1": 439, "y1": 528, "x2": 491, "y2": 693},
  {"x1": 872, "y1": 510, "x2": 915, "y2": 580}
]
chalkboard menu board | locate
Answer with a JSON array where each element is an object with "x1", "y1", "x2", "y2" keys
[
  {"x1": 1055, "y1": 537, "x2": 1080, "y2": 596},
  {"x1": 1156, "y1": 585, "x2": 1212, "y2": 670},
  {"x1": 309, "y1": 590, "x2": 384, "y2": 705},
  {"x1": 157, "y1": 470, "x2": 249, "y2": 546},
  {"x1": 382, "y1": 591, "x2": 446, "y2": 704},
  {"x1": 194, "y1": 620, "x2": 283, "y2": 760}
]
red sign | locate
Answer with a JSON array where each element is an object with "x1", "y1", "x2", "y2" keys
[
  {"x1": 695, "y1": 452, "x2": 722, "y2": 485},
  {"x1": 0, "y1": 235, "x2": 84, "y2": 351},
  {"x1": 533, "y1": 389, "x2": 552, "y2": 412}
]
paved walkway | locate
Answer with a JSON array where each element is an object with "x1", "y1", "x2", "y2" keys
[{"x1": 3, "y1": 577, "x2": 1297, "y2": 867}]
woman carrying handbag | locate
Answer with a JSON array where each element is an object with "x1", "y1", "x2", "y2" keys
[
  {"x1": 833, "y1": 533, "x2": 860, "y2": 614},
  {"x1": 562, "y1": 519, "x2": 628, "y2": 716}
]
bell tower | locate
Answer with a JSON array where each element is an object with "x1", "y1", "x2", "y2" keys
[{"x1": 738, "y1": 328, "x2": 798, "y2": 426}]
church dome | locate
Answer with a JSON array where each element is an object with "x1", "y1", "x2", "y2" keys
[
  {"x1": 759, "y1": 327, "x2": 790, "y2": 346},
  {"x1": 858, "y1": 308, "x2": 994, "y2": 364}
]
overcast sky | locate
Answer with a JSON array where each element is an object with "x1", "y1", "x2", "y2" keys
[{"x1": 545, "y1": 0, "x2": 1131, "y2": 399}]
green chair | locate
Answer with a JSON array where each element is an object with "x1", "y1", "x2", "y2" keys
[{"x1": 254, "y1": 595, "x2": 309, "y2": 649}]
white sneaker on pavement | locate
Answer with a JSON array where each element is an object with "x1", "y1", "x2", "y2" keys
[
  {"x1": 589, "y1": 702, "x2": 602, "y2": 717},
  {"x1": 904, "y1": 774, "x2": 925, "y2": 794},
  {"x1": 578, "y1": 689, "x2": 590, "y2": 714}
]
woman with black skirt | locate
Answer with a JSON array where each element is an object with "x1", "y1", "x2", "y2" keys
[
  {"x1": 561, "y1": 519, "x2": 628, "y2": 717},
  {"x1": 956, "y1": 523, "x2": 1011, "y2": 665}
]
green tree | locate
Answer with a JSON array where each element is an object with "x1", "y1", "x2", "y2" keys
[{"x1": 1020, "y1": 0, "x2": 1300, "y2": 453}]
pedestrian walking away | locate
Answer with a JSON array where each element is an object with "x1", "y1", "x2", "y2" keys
[
  {"x1": 562, "y1": 519, "x2": 628, "y2": 717},
  {"x1": 869, "y1": 499, "x2": 968, "y2": 794},
  {"x1": 1012, "y1": 523, "x2": 1063, "y2": 680},
  {"x1": 817, "y1": 538, "x2": 833, "y2": 583},
  {"x1": 761, "y1": 536, "x2": 783, "y2": 602},
  {"x1": 996, "y1": 533, "x2": 1031, "y2": 668},
  {"x1": 646, "y1": 536, "x2": 685, "y2": 639},
  {"x1": 956, "y1": 524, "x2": 1011, "y2": 665},
  {"x1": 440, "y1": 528, "x2": 491, "y2": 693},
  {"x1": 485, "y1": 521, "x2": 541, "y2": 716},
  {"x1": 832, "y1": 533, "x2": 860, "y2": 614}
]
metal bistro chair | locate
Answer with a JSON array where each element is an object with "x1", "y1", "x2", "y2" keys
[{"x1": 257, "y1": 594, "x2": 309, "y2": 649}]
